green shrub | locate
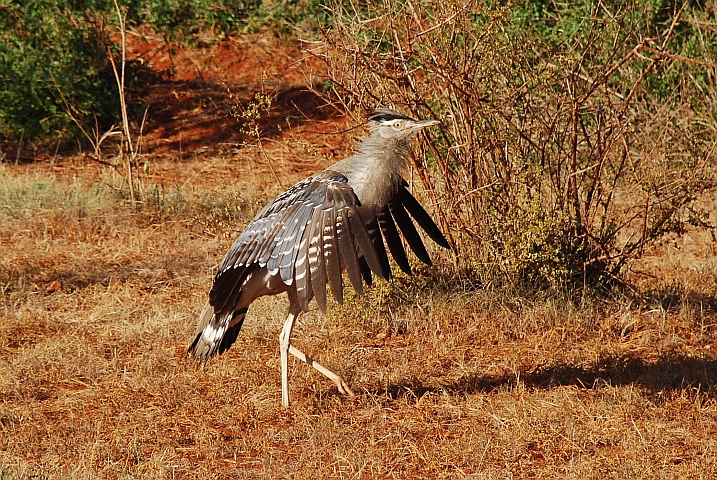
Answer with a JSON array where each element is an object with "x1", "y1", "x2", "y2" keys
[
  {"x1": 139, "y1": 0, "x2": 261, "y2": 40},
  {"x1": 0, "y1": 0, "x2": 326, "y2": 146},
  {"x1": 0, "y1": 0, "x2": 120, "y2": 142}
]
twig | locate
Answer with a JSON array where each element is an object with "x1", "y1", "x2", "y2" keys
[
  {"x1": 408, "y1": 1, "x2": 471, "y2": 41},
  {"x1": 620, "y1": 5, "x2": 685, "y2": 112},
  {"x1": 108, "y1": 0, "x2": 140, "y2": 204},
  {"x1": 50, "y1": 70, "x2": 122, "y2": 162},
  {"x1": 257, "y1": 136, "x2": 286, "y2": 191},
  {"x1": 110, "y1": 0, "x2": 133, "y2": 158},
  {"x1": 638, "y1": 44, "x2": 717, "y2": 69}
]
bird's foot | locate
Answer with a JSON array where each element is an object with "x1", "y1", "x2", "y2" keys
[{"x1": 334, "y1": 377, "x2": 355, "y2": 397}]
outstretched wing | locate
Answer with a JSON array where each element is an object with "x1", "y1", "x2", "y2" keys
[
  {"x1": 209, "y1": 170, "x2": 388, "y2": 316},
  {"x1": 375, "y1": 176, "x2": 451, "y2": 277}
]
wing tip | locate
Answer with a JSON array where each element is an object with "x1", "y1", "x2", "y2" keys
[{"x1": 436, "y1": 235, "x2": 451, "y2": 249}]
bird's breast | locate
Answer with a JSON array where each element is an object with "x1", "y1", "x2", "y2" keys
[{"x1": 347, "y1": 164, "x2": 397, "y2": 214}]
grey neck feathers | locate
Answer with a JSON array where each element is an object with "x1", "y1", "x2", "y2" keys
[{"x1": 356, "y1": 134, "x2": 413, "y2": 171}]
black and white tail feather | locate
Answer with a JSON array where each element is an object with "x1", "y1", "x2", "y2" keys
[{"x1": 188, "y1": 107, "x2": 449, "y2": 406}]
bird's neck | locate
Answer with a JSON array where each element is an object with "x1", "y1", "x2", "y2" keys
[
  {"x1": 360, "y1": 134, "x2": 412, "y2": 162},
  {"x1": 331, "y1": 136, "x2": 413, "y2": 213},
  {"x1": 354, "y1": 136, "x2": 412, "y2": 177}
]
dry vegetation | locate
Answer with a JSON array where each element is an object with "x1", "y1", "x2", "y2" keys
[
  {"x1": 2, "y1": 18, "x2": 717, "y2": 480},
  {"x1": 318, "y1": 0, "x2": 717, "y2": 291},
  {"x1": 2, "y1": 154, "x2": 716, "y2": 479}
]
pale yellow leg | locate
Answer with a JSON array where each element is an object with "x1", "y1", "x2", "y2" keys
[
  {"x1": 278, "y1": 309, "x2": 354, "y2": 407},
  {"x1": 288, "y1": 345, "x2": 355, "y2": 397},
  {"x1": 278, "y1": 312, "x2": 297, "y2": 408}
]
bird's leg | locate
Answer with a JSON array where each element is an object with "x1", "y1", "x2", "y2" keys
[
  {"x1": 281, "y1": 291, "x2": 354, "y2": 404},
  {"x1": 288, "y1": 345, "x2": 355, "y2": 397},
  {"x1": 278, "y1": 311, "x2": 297, "y2": 408}
]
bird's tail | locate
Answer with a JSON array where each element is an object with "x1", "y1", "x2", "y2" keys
[{"x1": 188, "y1": 302, "x2": 247, "y2": 362}]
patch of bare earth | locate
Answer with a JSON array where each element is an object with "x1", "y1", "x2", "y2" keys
[{"x1": 1, "y1": 33, "x2": 717, "y2": 479}]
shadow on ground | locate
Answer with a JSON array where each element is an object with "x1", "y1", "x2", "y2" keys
[
  {"x1": 142, "y1": 80, "x2": 340, "y2": 155},
  {"x1": 382, "y1": 354, "x2": 717, "y2": 402}
]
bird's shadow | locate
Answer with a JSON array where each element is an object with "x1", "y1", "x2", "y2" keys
[{"x1": 377, "y1": 353, "x2": 717, "y2": 402}]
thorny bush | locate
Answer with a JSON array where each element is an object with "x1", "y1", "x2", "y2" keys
[{"x1": 316, "y1": 0, "x2": 717, "y2": 292}]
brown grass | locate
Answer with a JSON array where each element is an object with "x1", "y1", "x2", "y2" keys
[
  {"x1": 1, "y1": 152, "x2": 716, "y2": 479},
  {"x1": 2, "y1": 30, "x2": 717, "y2": 480}
]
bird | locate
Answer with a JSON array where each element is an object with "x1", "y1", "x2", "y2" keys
[{"x1": 189, "y1": 107, "x2": 450, "y2": 407}]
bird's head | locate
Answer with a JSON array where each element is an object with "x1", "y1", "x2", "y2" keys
[{"x1": 367, "y1": 108, "x2": 440, "y2": 141}]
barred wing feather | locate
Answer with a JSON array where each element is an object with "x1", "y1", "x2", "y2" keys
[
  {"x1": 208, "y1": 170, "x2": 448, "y2": 323},
  {"x1": 210, "y1": 170, "x2": 388, "y2": 317}
]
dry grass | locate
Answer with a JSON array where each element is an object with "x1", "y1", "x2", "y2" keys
[{"x1": 1, "y1": 150, "x2": 716, "y2": 479}]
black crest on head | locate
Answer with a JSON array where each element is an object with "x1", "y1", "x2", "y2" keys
[{"x1": 368, "y1": 107, "x2": 415, "y2": 124}]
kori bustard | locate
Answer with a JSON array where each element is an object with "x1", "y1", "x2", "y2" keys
[{"x1": 189, "y1": 108, "x2": 449, "y2": 407}]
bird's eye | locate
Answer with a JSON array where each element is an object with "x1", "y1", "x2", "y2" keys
[{"x1": 393, "y1": 121, "x2": 401, "y2": 128}]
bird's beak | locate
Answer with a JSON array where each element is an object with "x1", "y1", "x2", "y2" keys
[{"x1": 415, "y1": 119, "x2": 440, "y2": 130}]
